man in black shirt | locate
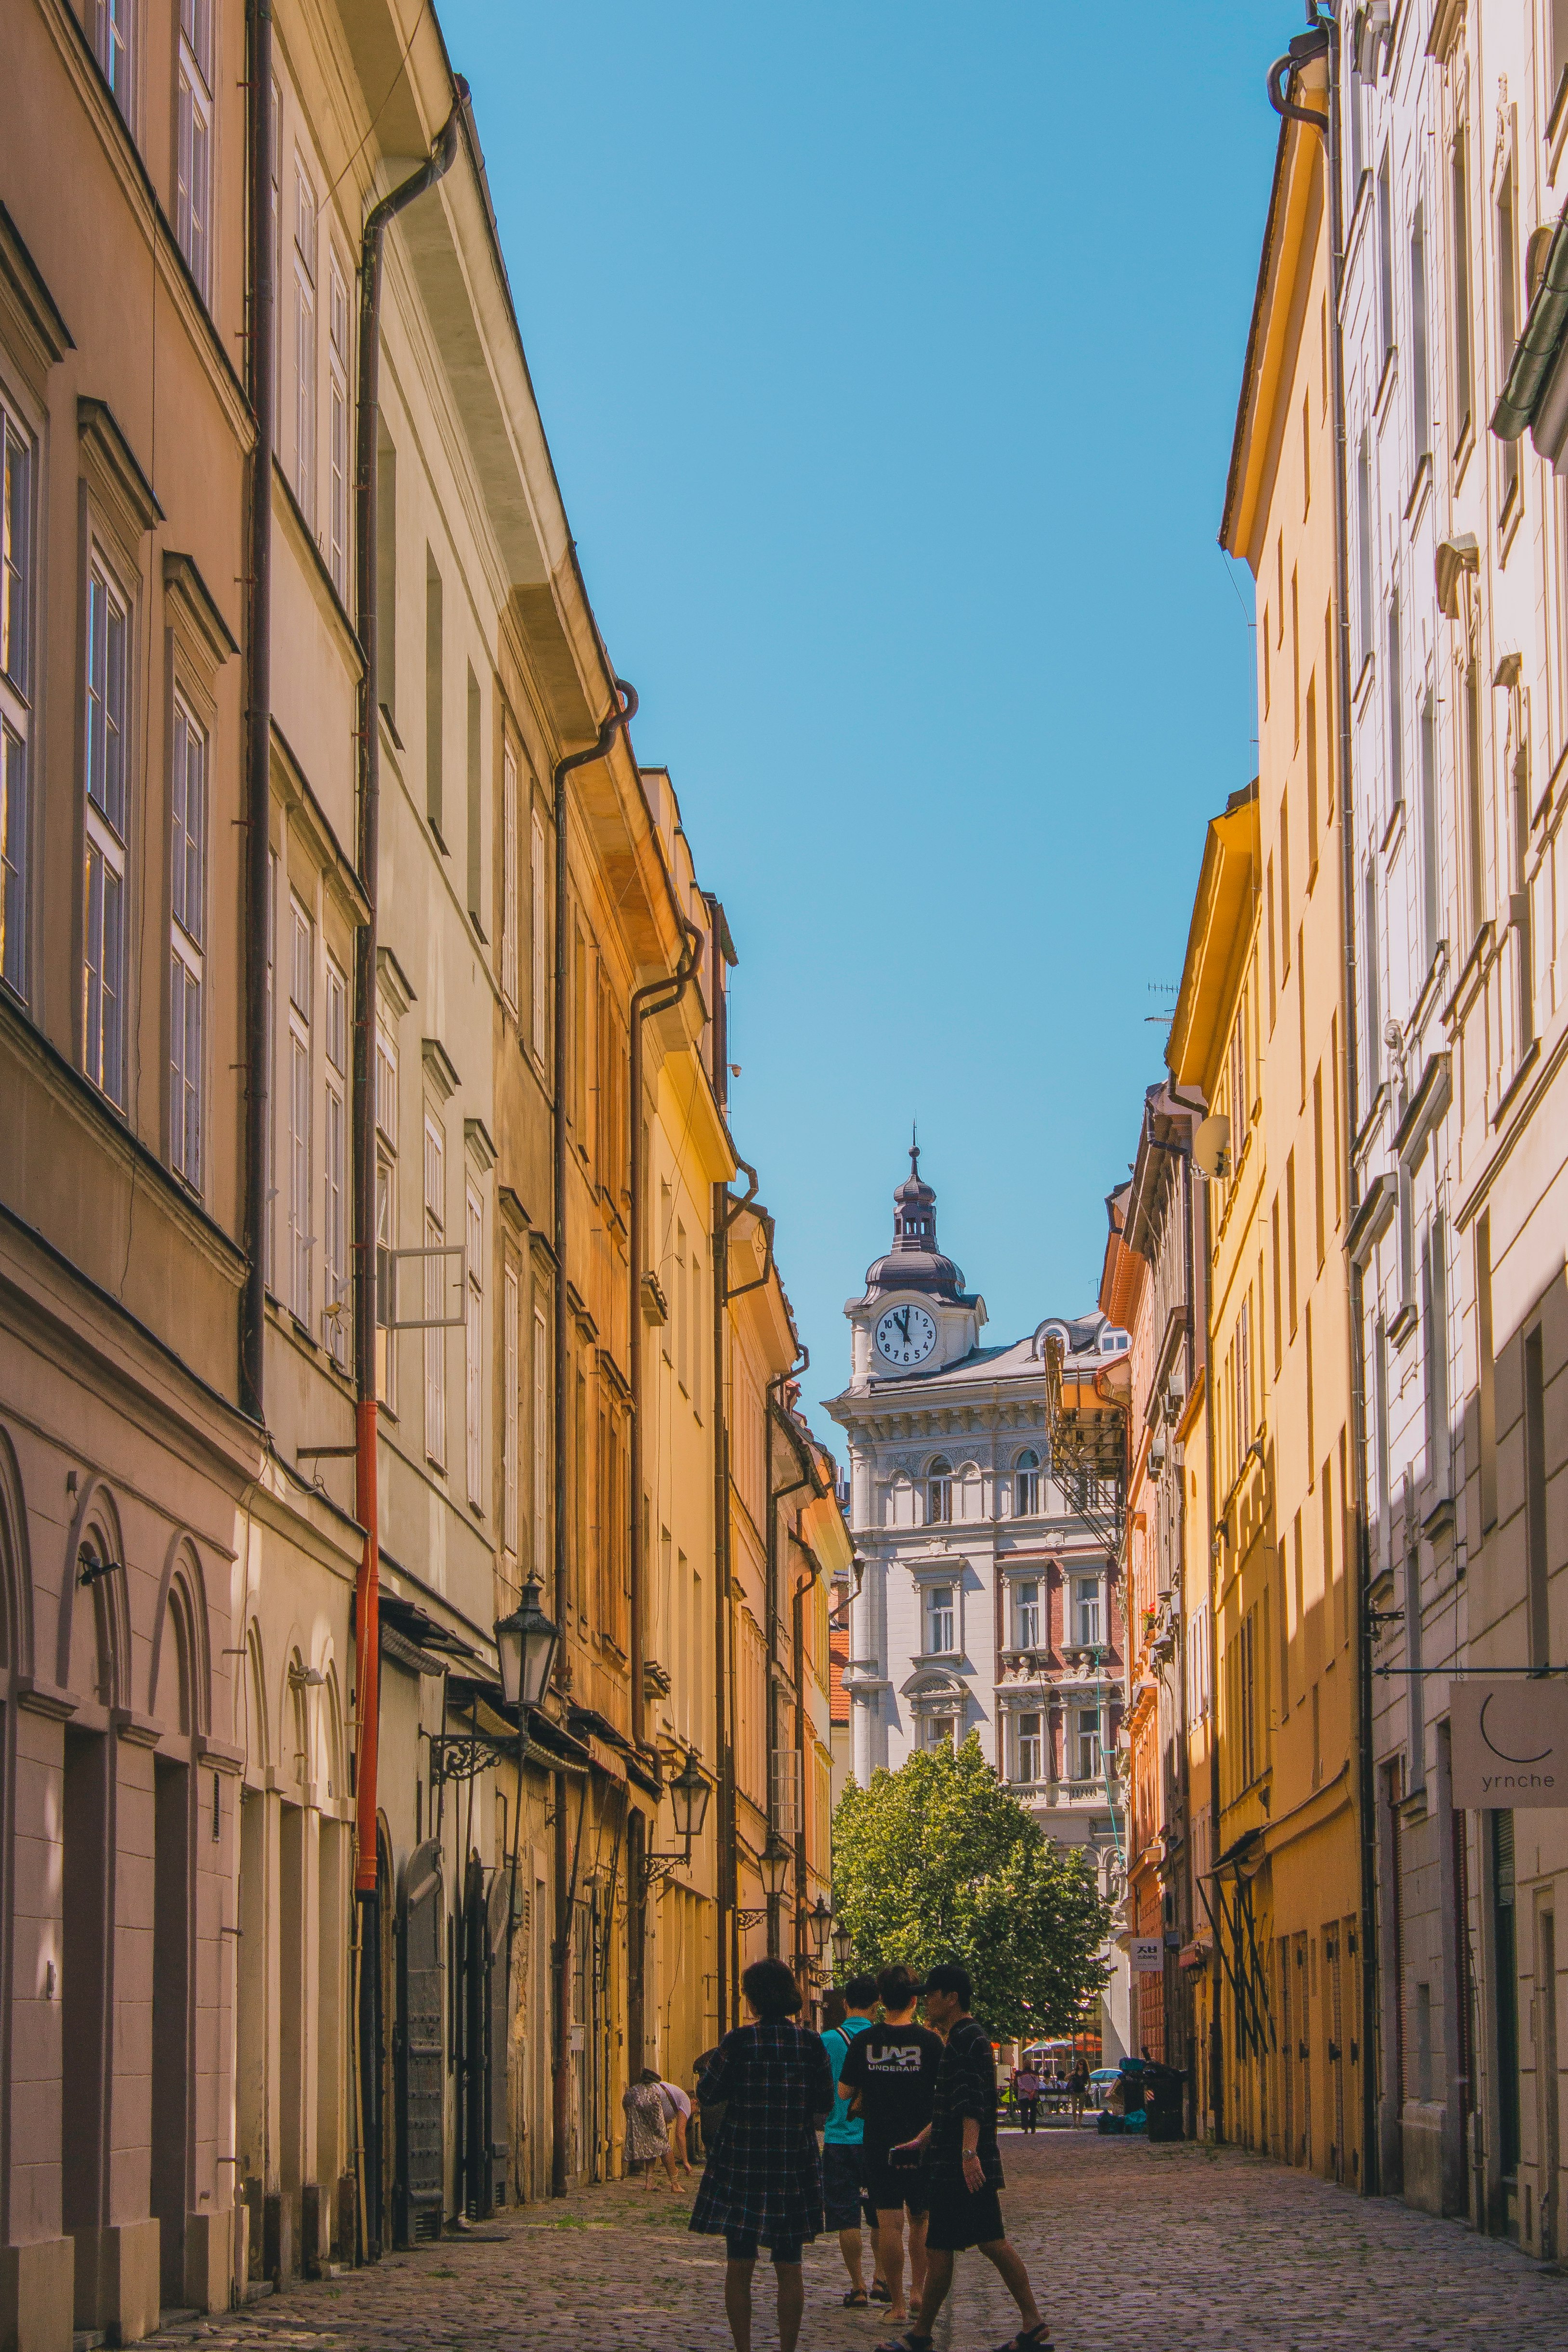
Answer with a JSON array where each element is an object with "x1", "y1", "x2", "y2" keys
[
  {"x1": 875, "y1": 1964, "x2": 1050, "y2": 2352},
  {"x1": 837, "y1": 1964, "x2": 944, "y2": 2326}
]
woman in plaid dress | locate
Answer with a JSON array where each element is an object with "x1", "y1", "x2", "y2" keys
[{"x1": 692, "y1": 1957, "x2": 836, "y2": 2352}]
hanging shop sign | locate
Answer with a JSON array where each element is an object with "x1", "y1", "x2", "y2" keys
[
  {"x1": 1130, "y1": 1937, "x2": 1164, "y2": 1973},
  {"x1": 1451, "y1": 1679, "x2": 1568, "y2": 1809}
]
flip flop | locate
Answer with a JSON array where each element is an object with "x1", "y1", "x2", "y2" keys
[{"x1": 873, "y1": 2337, "x2": 933, "y2": 2352}]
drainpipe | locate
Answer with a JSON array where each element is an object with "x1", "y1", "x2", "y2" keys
[
  {"x1": 791, "y1": 1529, "x2": 826, "y2": 1979},
  {"x1": 350, "y1": 94, "x2": 462, "y2": 2260},
  {"x1": 713, "y1": 1157, "x2": 760, "y2": 2027},
  {"x1": 629, "y1": 914, "x2": 702, "y2": 1755},
  {"x1": 765, "y1": 1362, "x2": 812, "y2": 1962},
  {"x1": 241, "y1": 0, "x2": 274, "y2": 1427},
  {"x1": 550, "y1": 676, "x2": 637, "y2": 2196},
  {"x1": 1269, "y1": 10, "x2": 1378, "y2": 2199}
]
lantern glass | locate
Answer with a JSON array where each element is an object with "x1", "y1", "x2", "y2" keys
[
  {"x1": 670, "y1": 1751, "x2": 711, "y2": 1845},
  {"x1": 495, "y1": 1578, "x2": 558, "y2": 1715},
  {"x1": 809, "y1": 1894, "x2": 832, "y2": 1956},
  {"x1": 761, "y1": 1833, "x2": 792, "y2": 1901},
  {"x1": 830, "y1": 1916, "x2": 854, "y2": 1971}
]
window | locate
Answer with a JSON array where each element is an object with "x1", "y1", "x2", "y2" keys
[
  {"x1": 1305, "y1": 677, "x2": 1318, "y2": 877},
  {"x1": 1410, "y1": 208, "x2": 1430, "y2": 465},
  {"x1": 1376, "y1": 148, "x2": 1394, "y2": 361},
  {"x1": 169, "y1": 698, "x2": 206, "y2": 1186},
  {"x1": 264, "y1": 850, "x2": 277, "y2": 1286},
  {"x1": 84, "y1": 553, "x2": 129, "y2": 1105},
  {"x1": 292, "y1": 158, "x2": 317, "y2": 524},
  {"x1": 1313, "y1": 1068, "x2": 1325, "y2": 1271},
  {"x1": 327, "y1": 257, "x2": 349, "y2": 596},
  {"x1": 1356, "y1": 433, "x2": 1372, "y2": 666},
  {"x1": 1463, "y1": 658, "x2": 1486, "y2": 933},
  {"x1": 1017, "y1": 1711, "x2": 1043, "y2": 1785},
  {"x1": 530, "y1": 807, "x2": 546, "y2": 1059},
  {"x1": 923, "y1": 1712, "x2": 958, "y2": 1754},
  {"x1": 1014, "y1": 1579, "x2": 1041, "y2": 1651},
  {"x1": 466, "y1": 666, "x2": 483, "y2": 932},
  {"x1": 1076, "y1": 1710, "x2": 1103, "y2": 1785},
  {"x1": 1015, "y1": 1448, "x2": 1041, "y2": 1516},
  {"x1": 501, "y1": 742, "x2": 519, "y2": 1009},
  {"x1": 423, "y1": 1114, "x2": 446, "y2": 1465},
  {"x1": 89, "y1": 0, "x2": 133, "y2": 118},
  {"x1": 1419, "y1": 689, "x2": 1438, "y2": 965},
  {"x1": 375, "y1": 1155, "x2": 396, "y2": 1409},
  {"x1": 1498, "y1": 169, "x2": 1519, "y2": 505},
  {"x1": 1451, "y1": 130, "x2": 1472, "y2": 433},
  {"x1": 503, "y1": 1263, "x2": 520, "y2": 1555},
  {"x1": 1, "y1": 406, "x2": 33, "y2": 998},
  {"x1": 1286, "y1": 1149, "x2": 1298, "y2": 1336},
  {"x1": 1423, "y1": 1211, "x2": 1451, "y2": 1498},
  {"x1": 1073, "y1": 1575, "x2": 1102, "y2": 1647},
  {"x1": 1386, "y1": 593, "x2": 1402, "y2": 811},
  {"x1": 1229, "y1": 992, "x2": 1249, "y2": 1157},
  {"x1": 323, "y1": 957, "x2": 347, "y2": 1363},
  {"x1": 1362, "y1": 859, "x2": 1382, "y2": 1097},
  {"x1": 375, "y1": 420, "x2": 396, "y2": 718},
  {"x1": 375, "y1": 1009, "x2": 398, "y2": 1145},
  {"x1": 174, "y1": 0, "x2": 213, "y2": 300},
  {"x1": 532, "y1": 1301, "x2": 548, "y2": 1573},
  {"x1": 926, "y1": 1456, "x2": 953, "y2": 1524},
  {"x1": 425, "y1": 550, "x2": 443, "y2": 837},
  {"x1": 1280, "y1": 791, "x2": 1291, "y2": 970},
  {"x1": 926, "y1": 1584, "x2": 956, "y2": 1655},
  {"x1": 287, "y1": 897, "x2": 313, "y2": 1321},
  {"x1": 465, "y1": 1183, "x2": 483, "y2": 1509}
]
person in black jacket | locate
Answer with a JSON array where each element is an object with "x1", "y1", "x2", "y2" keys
[{"x1": 875, "y1": 1964, "x2": 1050, "y2": 2352}]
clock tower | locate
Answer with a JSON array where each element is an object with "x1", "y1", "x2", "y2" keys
[{"x1": 843, "y1": 1143, "x2": 987, "y2": 1390}]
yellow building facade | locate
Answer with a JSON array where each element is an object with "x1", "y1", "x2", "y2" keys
[{"x1": 1201, "y1": 42, "x2": 1363, "y2": 2184}]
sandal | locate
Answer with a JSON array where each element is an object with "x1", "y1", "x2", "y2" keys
[
  {"x1": 869, "y1": 2281, "x2": 893, "y2": 2303},
  {"x1": 842, "y1": 2289, "x2": 869, "y2": 2307},
  {"x1": 874, "y1": 2338, "x2": 933, "y2": 2352},
  {"x1": 989, "y1": 2331, "x2": 1053, "y2": 2352}
]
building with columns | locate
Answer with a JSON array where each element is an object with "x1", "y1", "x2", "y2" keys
[{"x1": 825, "y1": 1151, "x2": 1127, "y2": 1891}]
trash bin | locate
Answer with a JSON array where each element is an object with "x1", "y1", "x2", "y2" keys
[{"x1": 1141, "y1": 2059, "x2": 1186, "y2": 2142}]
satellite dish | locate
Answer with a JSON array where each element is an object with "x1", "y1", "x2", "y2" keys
[{"x1": 1192, "y1": 1115, "x2": 1231, "y2": 1180}]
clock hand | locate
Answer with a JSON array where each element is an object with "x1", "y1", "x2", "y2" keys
[{"x1": 898, "y1": 1309, "x2": 911, "y2": 1343}]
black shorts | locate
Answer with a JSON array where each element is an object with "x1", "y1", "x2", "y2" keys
[
  {"x1": 724, "y1": 2229, "x2": 803, "y2": 2265},
  {"x1": 922, "y1": 2176, "x2": 1006, "y2": 2253},
  {"x1": 864, "y1": 2143, "x2": 929, "y2": 2216},
  {"x1": 821, "y1": 2142, "x2": 873, "y2": 2233}
]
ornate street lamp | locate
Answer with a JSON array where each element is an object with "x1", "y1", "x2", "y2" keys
[
  {"x1": 668, "y1": 1749, "x2": 712, "y2": 1859},
  {"x1": 494, "y1": 1576, "x2": 559, "y2": 1714},
  {"x1": 830, "y1": 1913, "x2": 854, "y2": 1973},
  {"x1": 809, "y1": 1894, "x2": 833, "y2": 1960},
  {"x1": 761, "y1": 1831, "x2": 793, "y2": 1902}
]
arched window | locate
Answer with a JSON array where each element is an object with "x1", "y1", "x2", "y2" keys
[
  {"x1": 1015, "y1": 1449, "x2": 1041, "y2": 1516},
  {"x1": 926, "y1": 1457, "x2": 953, "y2": 1524}
]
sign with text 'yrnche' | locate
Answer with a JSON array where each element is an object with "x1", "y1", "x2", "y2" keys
[{"x1": 1450, "y1": 1680, "x2": 1568, "y2": 1809}]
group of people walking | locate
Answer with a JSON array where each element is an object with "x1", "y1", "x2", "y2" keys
[{"x1": 659, "y1": 1953, "x2": 1050, "y2": 2352}]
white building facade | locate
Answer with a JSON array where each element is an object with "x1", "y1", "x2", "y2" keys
[{"x1": 825, "y1": 1152, "x2": 1127, "y2": 1882}]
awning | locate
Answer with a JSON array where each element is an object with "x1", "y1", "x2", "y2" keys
[{"x1": 1493, "y1": 202, "x2": 1568, "y2": 460}]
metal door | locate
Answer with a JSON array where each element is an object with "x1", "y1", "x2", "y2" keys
[
  {"x1": 1294, "y1": 1933, "x2": 1311, "y2": 2168},
  {"x1": 486, "y1": 1866, "x2": 513, "y2": 2209},
  {"x1": 1325, "y1": 1921, "x2": 1345, "y2": 2183},
  {"x1": 1280, "y1": 1938, "x2": 1294, "y2": 2161},
  {"x1": 396, "y1": 1840, "x2": 445, "y2": 2243}
]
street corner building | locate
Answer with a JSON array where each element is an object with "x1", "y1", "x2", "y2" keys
[
  {"x1": 0, "y1": 2, "x2": 846, "y2": 2345},
  {"x1": 825, "y1": 1150, "x2": 1130, "y2": 2053}
]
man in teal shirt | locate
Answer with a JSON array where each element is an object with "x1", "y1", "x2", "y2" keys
[{"x1": 821, "y1": 1976, "x2": 882, "y2": 2306}]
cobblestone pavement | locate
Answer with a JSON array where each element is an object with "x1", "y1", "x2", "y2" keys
[{"x1": 144, "y1": 2129, "x2": 1568, "y2": 2352}]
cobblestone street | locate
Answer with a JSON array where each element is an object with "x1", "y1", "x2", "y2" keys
[{"x1": 141, "y1": 2129, "x2": 1568, "y2": 2352}]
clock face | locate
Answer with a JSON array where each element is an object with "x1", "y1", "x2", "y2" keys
[{"x1": 874, "y1": 1303, "x2": 938, "y2": 1368}]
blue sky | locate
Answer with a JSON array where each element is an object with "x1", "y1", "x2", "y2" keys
[{"x1": 441, "y1": 0, "x2": 1278, "y2": 1435}]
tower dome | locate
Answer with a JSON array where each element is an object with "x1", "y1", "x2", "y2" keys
[{"x1": 863, "y1": 1142, "x2": 966, "y2": 1300}]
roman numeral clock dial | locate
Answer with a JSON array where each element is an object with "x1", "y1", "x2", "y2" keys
[{"x1": 875, "y1": 1303, "x2": 937, "y2": 1367}]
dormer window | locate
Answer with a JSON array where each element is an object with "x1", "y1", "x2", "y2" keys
[
  {"x1": 926, "y1": 1456, "x2": 953, "y2": 1524},
  {"x1": 1015, "y1": 1449, "x2": 1041, "y2": 1516}
]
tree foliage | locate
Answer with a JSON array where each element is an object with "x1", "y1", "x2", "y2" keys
[{"x1": 831, "y1": 1735, "x2": 1111, "y2": 2043}]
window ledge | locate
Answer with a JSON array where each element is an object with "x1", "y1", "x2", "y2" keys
[
  {"x1": 1374, "y1": 343, "x2": 1399, "y2": 426},
  {"x1": 1493, "y1": 1035, "x2": 1541, "y2": 1127},
  {"x1": 1404, "y1": 450, "x2": 1433, "y2": 528}
]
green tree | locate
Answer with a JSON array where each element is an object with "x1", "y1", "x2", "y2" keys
[{"x1": 831, "y1": 1735, "x2": 1111, "y2": 2043}]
